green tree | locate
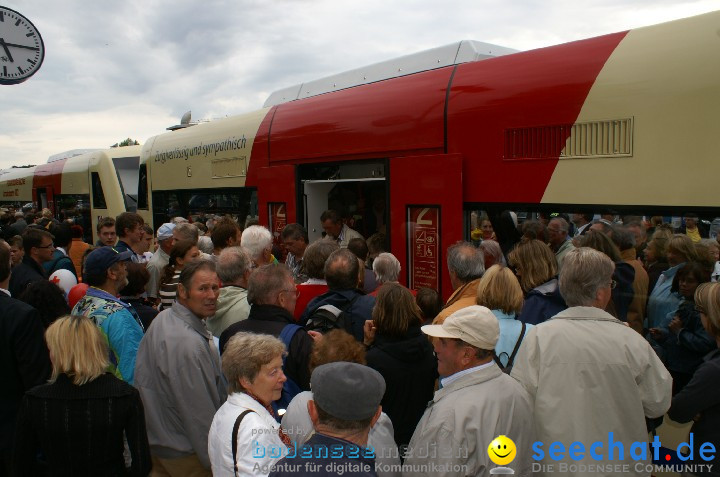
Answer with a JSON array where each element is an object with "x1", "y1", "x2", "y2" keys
[{"x1": 111, "y1": 138, "x2": 140, "y2": 147}]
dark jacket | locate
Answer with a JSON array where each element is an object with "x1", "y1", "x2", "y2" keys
[
  {"x1": 269, "y1": 433, "x2": 377, "y2": 477},
  {"x1": 668, "y1": 348, "x2": 720, "y2": 476},
  {"x1": 518, "y1": 278, "x2": 567, "y2": 325},
  {"x1": 366, "y1": 325, "x2": 438, "y2": 448},
  {"x1": 656, "y1": 300, "x2": 715, "y2": 375},
  {"x1": 647, "y1": 260, "x2": 670, "y2": 296},
  {"x1": 9, "y1": 256, "x2": 47, "y2": 298},
  {"x1": 220, "y1": 304, "x2": 314, "y2": 390},
  {"x1": 0, "y1": 292, "x2": 50, "y2": 456},
  {"x1": 12, "y1": 373, "x2": 151, "y2": 477},
  {"x1": 300, "y1": 289, "x2": 376, "y2": 342},
  {"x1": 42, "y1": 249, "x2": 77, "y2": 279},
  {"x1": 113, "y1": 240, "x2": 140, "y2": 262},
  {"x1": 121, "y1": 296, "x2": 159, "y2": 330},
  {"x1": 608, "y1": 261, "x2": 635, "y2": 322}
]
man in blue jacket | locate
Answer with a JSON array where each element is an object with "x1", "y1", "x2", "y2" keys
[{"x1": 71, "y1": 246, "x2": 144, "y2": 384}]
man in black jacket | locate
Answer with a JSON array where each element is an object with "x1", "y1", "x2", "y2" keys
[
  {"x1": 220, "y1": 264, "x2": 314, "y2": 390},
  {"x1": 9, "y1": 228, "x2": 53, "y2": 297},
  {"x1": 0, "y1": 240, "x2": 51, "y2": 473}
]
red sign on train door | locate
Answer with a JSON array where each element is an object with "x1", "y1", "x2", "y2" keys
[
  {"x1": 268, "y1": 202, "x2": 287, "y2": 257},
  {"x1": 408, "y1": 206, "x2": 440, "y2": 291}
]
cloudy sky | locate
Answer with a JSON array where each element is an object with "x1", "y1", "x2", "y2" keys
[{"x1": 1, "y1": 0, "x2": 717, "y2": 169}]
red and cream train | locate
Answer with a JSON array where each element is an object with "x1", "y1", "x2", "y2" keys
[{"x1": 2, "y1": 11, "x2": 718, "y2": 297}]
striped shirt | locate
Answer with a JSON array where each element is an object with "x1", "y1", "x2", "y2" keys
[{"x1": 158, "y1": 270, "x2": 181, "y2": 311}]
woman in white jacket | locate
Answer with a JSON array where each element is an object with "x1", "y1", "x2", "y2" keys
[{"x1": 209, "y1": 332, "x2": 291, "y2": 476}]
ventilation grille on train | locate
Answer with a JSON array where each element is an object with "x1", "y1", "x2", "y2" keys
[
  {"x1": 504, "y1": 118, "x2": 633, "y2": 160},
  {"x1": 211, "y1": 157, "x2": 247, "y2": 178}
]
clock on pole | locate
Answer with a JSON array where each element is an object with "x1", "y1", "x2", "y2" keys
[{"x1": 0, "y1": 6, "x2": 45, "y2": 85}]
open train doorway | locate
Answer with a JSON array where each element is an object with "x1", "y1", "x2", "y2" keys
[{"x1": 299, "y1": 161, "x2": 388, "y2": 245}]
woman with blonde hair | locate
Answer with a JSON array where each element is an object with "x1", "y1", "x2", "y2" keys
[
  {"x1": 669, "y1": 282, "x2": 720, "y2": 469},
  {"x1": 208, "y1": 332, "x2": 290, "y2": 476},
  {"x1": 476, "y1": 265, "x2": 533, "y2": 369},
  {"x1": 508, "y1": 239, "x2": 566, "y2": 325},
  {"x1": 12, "y1": 315, "x2": 150, "y2": 476},
  {"x1": 647, "y1": 234, "x2": 701, "y2": 328}
]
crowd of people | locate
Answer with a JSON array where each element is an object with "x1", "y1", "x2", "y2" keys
[{"x1": 2, "y1": 205, "x2": 720, "y2": 477}]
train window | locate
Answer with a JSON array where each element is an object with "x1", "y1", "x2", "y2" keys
[
  {"x1": 152, "y1": 188, "x2": 257, "y2": 228},
  {"x1": 91, "y1": 172, "x2": 107, "y2": 209},
  {"x1": 112, "y1": 156, "x2": 140, "y2": 212},
  {"x1": 464, "y1": 206, "x2": 720, "y2": 254},
  {"x1": 56, "y1": 194, "x2": 92, "y2": 243},
  {"x1": 137, "y1": 164, "x2": 148, "y2": 210}
]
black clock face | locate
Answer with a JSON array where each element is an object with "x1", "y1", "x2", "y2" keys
[{"x1": 0, "y1": 7, "x2": 45, "y2": 85}]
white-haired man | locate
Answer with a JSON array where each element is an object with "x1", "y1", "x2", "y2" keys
[
  {"x1": 370, "y1": 252, "x2": 416, "y2": 297},
  {"x1": 511, "y1": 247, "x2": 672, "y2": 477},
  {"x1": 241, "y1": 225, "x2": 277, "y2": 267},
  {"x1": 546, "y1": 217, "x2": 575, "y2": 271}
]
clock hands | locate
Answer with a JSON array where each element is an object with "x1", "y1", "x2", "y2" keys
[
  {"x1": 0, "y1": 38, "x2": 39, "y2": 51},
  {"x1": 0, "y1": 38, "x2": 14, "y2": 62}
]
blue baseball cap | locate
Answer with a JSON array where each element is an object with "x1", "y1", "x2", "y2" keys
[{"x1": 84, "y1": 246, "x2": 133, "y2": 277}]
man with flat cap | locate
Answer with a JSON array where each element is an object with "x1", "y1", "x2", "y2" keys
[
  {"x1": 269, "y1": 362, "x2": 384, "y2": 477},
  {"x1": 71, "y1": 246, "x2": 144, "y2": 384},
  {"x1": 404, "y1": 306, "x2": 534, "y2": 477}
]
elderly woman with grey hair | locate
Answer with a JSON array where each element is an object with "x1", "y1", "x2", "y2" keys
[
  {"x1": 208, "y1": 332, "x2": 291, "y2": 476},
  {"x1": 241, "y1": 225, "x2": 276, "y2": 267},
  {"x1": 371, "y1": 252, "x2": 410, "y2": 297}
]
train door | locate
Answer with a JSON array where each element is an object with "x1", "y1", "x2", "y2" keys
[
  {"x1": 257, "y1": 165, "x2": 297, "y2": 251},
  {"x1": 297, "y1": 161, "x2": 387, "y2": 242},
  {"x1": 389, "y1": 154, "x2": 462, "y2": 299},
  {"x1": 35, "y1": 187, "x2": 50, "y2": 210}
]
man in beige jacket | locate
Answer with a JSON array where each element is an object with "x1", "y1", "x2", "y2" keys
[
  {"x1": 511, "y1": 247, "x2": 672, "y2": 477},
  {"x1": 433, "y1": 242, "x2": 485, "y2": 324}
]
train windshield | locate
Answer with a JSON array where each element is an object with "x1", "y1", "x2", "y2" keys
[{"x1": 112, "y1": 155, "x2": 140, "y2": 212}]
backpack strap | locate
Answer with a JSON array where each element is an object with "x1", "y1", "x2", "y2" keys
[
  {"x1": 506, "y1": 322, "x2": 527, "y2": 370},
  {"x1": 279, "y1": 324, "x2": 302, "y2": 360},
  {"x1": 232, "y1": 409, "x2": 255, "y2": 477}
]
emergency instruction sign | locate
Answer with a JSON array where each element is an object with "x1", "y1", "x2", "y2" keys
[{"x1": 408, "y1": 206, "x2": 440, "y2": 291}]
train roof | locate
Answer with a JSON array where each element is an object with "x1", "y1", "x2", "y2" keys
[
  {"x1": 263, "y1": 40, "x2": 518, "y2": 107},
  {"x1": 47, "y1": 149, "x2": 101, "y2": 163}
]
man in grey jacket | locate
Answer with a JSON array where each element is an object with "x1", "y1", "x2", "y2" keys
[
  {"x1": 134, "y1": 259, "x2": 227, "y2": 476},
  {"x1": 511, "y1": 247, "x2": 672, "y2": 477},
  {"x1": 404, "y1": 306, "x2": 534, "y2": 476}
]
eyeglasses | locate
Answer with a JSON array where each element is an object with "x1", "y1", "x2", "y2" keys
[
  {"x1": 36, "y1": 243, "x2": 54, "y2": 249},
  {"x1": 609, "y1": 280, "x2": 617, "y2": 289},
  {"x1": 280, "y1": 288, "x2": 300, "y2": 299}
]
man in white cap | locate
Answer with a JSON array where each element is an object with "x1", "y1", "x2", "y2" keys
[
  {"x1": 404, "y1": 306, "x2": 534, "y2": 477},
  {"x1": 145, "y1": 222, "x2": 175, "y2": 302}
]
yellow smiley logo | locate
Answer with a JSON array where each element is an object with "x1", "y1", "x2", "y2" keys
[{"x1": 488, "y1": 435, "x2": 517, "y2": 466}]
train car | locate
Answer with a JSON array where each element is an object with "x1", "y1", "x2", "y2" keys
[
  {"x1": 0, "y1": 166, "x2": 36, "y2": 211},
  {"x1": 137, "y1": 110, "x2": 266, "y2": 230},
  {"x1": 141, "y1": 11, "x2": 720, "y2": 298},
  {"x1": 32, "y1": 146, "x2": 142, "y2": 243}
]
